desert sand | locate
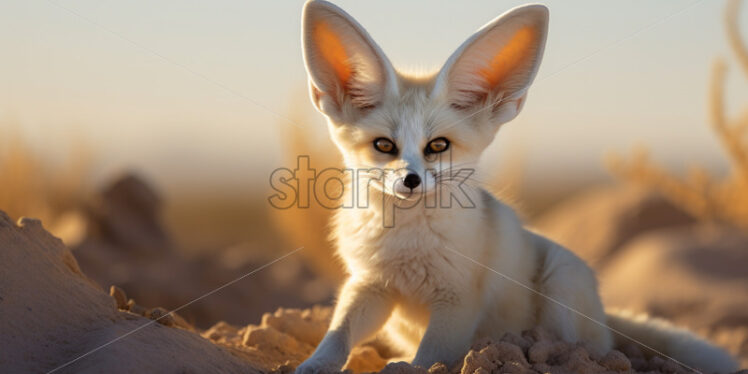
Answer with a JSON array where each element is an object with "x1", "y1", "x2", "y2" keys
[{"x1": 1, "y1": 199, "x2": 745, "y2": 373}]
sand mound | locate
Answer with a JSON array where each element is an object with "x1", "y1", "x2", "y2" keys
[
  {"x1": 67, "y1": 174, "x2": 333, "y2": 327},
  {"x1": 1, "y1": 209, "x2": 744, "y2": 373},
  {"x1": 534, "y1": 185, "x2": 695, "y2": 268},
  {"x1": 0, "y1": 211, "x2": 257, "y2": 373},
  {"x1": 536, "y1": 186, "x2": 748, "y2": 367},
  {"x1": 601, "y1": 225, "x2": 748, "y2": 368}
]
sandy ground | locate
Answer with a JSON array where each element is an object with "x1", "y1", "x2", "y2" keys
[
  {"x1": 1, "y1": 199, "x2": 746, "y2": 373},
  {"x1": 536, "y1": 185, "x2": 748, "y2": 368},
  {"x1": 1, "y1": 175, "x2": 746, "y2": 373}
]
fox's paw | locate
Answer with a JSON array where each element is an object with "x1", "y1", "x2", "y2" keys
[{"x1": 294, "y1": 358, "x2": 343, "y2": 374}]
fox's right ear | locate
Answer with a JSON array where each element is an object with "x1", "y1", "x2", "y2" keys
[{"x1": 302, "y1": 0, "x2": 397, "y2": 121}]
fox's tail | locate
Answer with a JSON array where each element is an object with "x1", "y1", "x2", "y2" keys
[{"x1": 606, "y1": 310, "x2": 738, "y2": 373}]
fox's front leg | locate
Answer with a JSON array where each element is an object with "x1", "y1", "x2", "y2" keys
[
  {"x1": 411, "y1": 299, "x2": 479, "y2": 369},
  {"x1": 296, "y1": 279, "x2": 394, "y2": 374}
]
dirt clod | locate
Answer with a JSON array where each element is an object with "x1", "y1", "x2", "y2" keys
[
  {"x1": 148, "y1": 307, "x2": 174, "y2": 326},
  {"x1": 109, "y1": 285, "x2": 128, "y2": 309},
  {"x1": 599, "y1": 350, "x2": 631, "y2": 372}
]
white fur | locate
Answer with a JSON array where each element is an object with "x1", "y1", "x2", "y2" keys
[
  {"x1": 606, "y1": 310, "x2": 739, "y2": 373},
  {"x1": 297, "y1": 1, "x2": 739, "y2": 373}
]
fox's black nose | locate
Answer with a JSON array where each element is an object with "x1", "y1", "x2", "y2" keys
[{"x1": 403, "y1": 173, "x2": 421, "y2": 189}]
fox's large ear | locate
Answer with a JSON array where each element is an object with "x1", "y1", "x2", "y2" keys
[
  {"x1": 302, "y1": 0, "x2": 397, "y2": 121},
  {"x1": 433, "y1": 4, "x2": 548, "y2": 126}
]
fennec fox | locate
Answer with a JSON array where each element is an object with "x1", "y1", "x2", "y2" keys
[{"x1": 296, "y1": 1, "x2": 738, "y2": 372}]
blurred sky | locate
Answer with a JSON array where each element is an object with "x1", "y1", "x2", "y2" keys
[{"x1": 1, "y1": 0, "x2": 747, "y2": 193}]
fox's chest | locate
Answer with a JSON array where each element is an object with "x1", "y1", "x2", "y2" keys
[
  {"x1": 339, "y1": 208, "x2": 451, "y2": 258},
  {"x1": 335, "y1": 208, "x2": 478, "y2": 300}
]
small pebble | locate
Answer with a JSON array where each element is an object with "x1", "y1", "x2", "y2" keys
[
  {"x1": 127, "y1": 299, "x2": 146, "y2": 316},
  {"x1": 380, "y1": 361, "x2": 429, "y2": 374},
  {"x1": 532, "y1": 363, "x2": 552, "y2": 374},
  {"x1": 500, "y1": 332, "x2": 532, "y2": 352},
  {"x1": 109, "y1": 285, "x2": 128, "y2": 310},
  {"x1": 497, "y1": 361, "x2": 527, "y2": 374},
  {"x1": 271, "y1": 361, "x2": 295, "y2": 374},
  {"x1": 493, "y1": 342, "x2": 529, "y2": 367},
  {"x1": 599, "y1": 350, "x2": 631, "y2": 372},
  {"x1": 619, "y1": 343, "x2": 644, "y2": 359},
  {"x1": 148, "y1": 307, "x2": 175, "y2": 326},
  {"x1": 649, "y1": 356, "x2": 666, "y2": 369},
  {"x1": 427, "y1": 362, "x2": 449, "y2": 374},
  {"x1": 660, "y1": 358, "x2": 686, "y2": 374},
  {"x1": 629, "y1": 357, "x2": 648, "y2": 370}
]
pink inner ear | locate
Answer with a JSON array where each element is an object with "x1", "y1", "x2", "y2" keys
[
  {"x1": 479, "y1": 26, "x2": 538, "y2": 89},
  {"x1": 313, "y1": 21, "x2": 352, "y2": 85}
]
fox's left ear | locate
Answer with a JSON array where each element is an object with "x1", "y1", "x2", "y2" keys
[{"x1": 433, "y1": 4, "x2": 548, "y2": 126}]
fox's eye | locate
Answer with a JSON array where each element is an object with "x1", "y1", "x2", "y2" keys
[
  {"x1": 425, "y1": 138, "x2": 449, "y2": 154},
  {"x1": 373, "y1": 138, "x2": 396, "y2": 154}
]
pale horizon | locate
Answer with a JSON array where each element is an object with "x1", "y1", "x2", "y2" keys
[{"x1": 1, "y1": 0, "x2": 746, "y2": 193}]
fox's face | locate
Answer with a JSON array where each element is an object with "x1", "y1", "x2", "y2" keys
[{"x1": 302, "y1": 1, "x2": 548, "y2": 199}]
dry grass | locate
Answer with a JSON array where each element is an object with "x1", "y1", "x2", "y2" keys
[
  {"x1": 269, "y1": 96, "x2": 347, "y2": 283},
  {"x1": 0, "y1": 127, "x2": 90, "y2": 224},
  {"x1": 607, "y1": 0, "x2": 748, "y2": 230}
]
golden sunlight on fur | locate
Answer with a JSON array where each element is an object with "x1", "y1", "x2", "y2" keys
[
  {"x1": 481, "y1": 26, "x2": 538, "y2": 88},
  {"x1": 313, "y1": 22, "x2": 352, "y2": 85}
]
